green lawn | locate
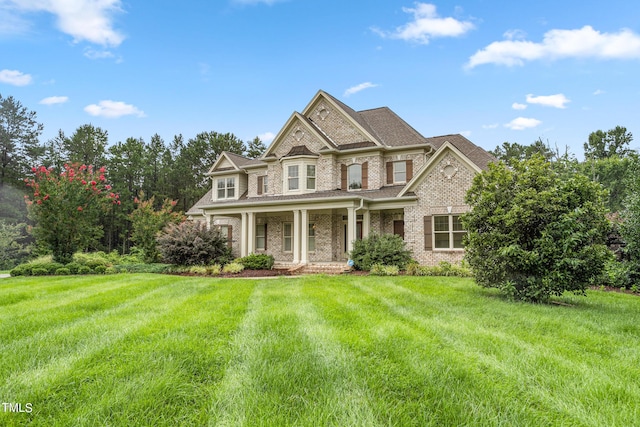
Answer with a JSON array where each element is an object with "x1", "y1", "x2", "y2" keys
[{"x1": 1, "y1": 274, "x2": 639, "y2": 426}]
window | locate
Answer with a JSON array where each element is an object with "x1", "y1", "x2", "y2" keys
[
  {"x1": 216, "y1": 224, "x2": 233, "y2": 248},
  {"x1": 256, "y1": 223, "x2": 267, "y2": 250},
  {"x1": 393, "y1": 161, "x2": 406, "y2": 183},
  {"x1": 287, "y1": 165, "x2": 299, "y2": 191},
  {"x1": 347, "y1": 164, "x2": 362, "y2": 190},
  {"x1": 257, "y1": 175, "x2": 268, "y2": 195},
  {"x1": 433, "y1": 215, "x2": 465, "y2": 249},
  {"x1": 308, "y1": 223, "x2": 316, "y2": 251},
  {"x1": 217, "y1": 177, "x2": 235, "y2": 199},
  {"x1": 283, "y1": 222, "x2": 292, "y2": 252},
  {"x1": 306, "y1": 165, "x2": 316, "y2": 190}
]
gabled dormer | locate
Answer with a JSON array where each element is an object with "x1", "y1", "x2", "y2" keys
[{"x1": 206, "y1": 151, "x2": 253, "y2": 202}]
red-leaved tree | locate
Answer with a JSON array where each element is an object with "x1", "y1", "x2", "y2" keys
[{"x1": 25, "y1": 164, "x2": 120, "y2": 263}]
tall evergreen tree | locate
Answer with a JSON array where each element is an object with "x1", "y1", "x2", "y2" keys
[{"x1": 63, "y1": 124, "x2": 108, "y2": 167}]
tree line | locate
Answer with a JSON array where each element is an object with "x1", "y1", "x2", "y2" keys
[{"x1": 0, "y1": 94, "x2": 266, "y2": 267}]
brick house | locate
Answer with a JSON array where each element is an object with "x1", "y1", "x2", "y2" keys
[{"x1": 186, "y1": 90, "x2": 494, "y2": 266}]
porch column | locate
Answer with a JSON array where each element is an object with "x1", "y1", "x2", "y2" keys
[
  {"x1": 205, "y1": 214, "x2": 212, "y2": 230},
  {"x1": 362, "y1": 209, "x2": 370, "y2": 237},
  {"x1": 292, "y1": 210, "x2": 301, "y2": 263},
  {"x1": 301, "y1": 209, "x2": 308, "y2": 264},
  {"x1": 247, "y1": 212, "x2": 255, "y2": 255},
  {"x1": 347, "y1": 207, "x2": 356, "y2": 254},
  {"x1": 240, "y1": 212, "x2": 248, "y2": 257}
]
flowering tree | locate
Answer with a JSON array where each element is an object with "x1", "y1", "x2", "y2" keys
[
  {"x1": 25, "y1": 164, "x2": 120, "y2": 263},
  {"x1": 129, "y1": 192, "x2": 184, "y2": 262}
]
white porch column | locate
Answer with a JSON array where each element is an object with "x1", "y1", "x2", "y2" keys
[
  {"x1": 247, "y1": 212, "x2": 255, "y2": 255},
  {"x1": 301, "y1": 209, "x2": 308, "y2": 264},
  {"x1": 362, "y1": 209, "x2": 370, "y2": 238},
  {"x1": 347, "y1": 207, "x2": 356, "y2": 254},
  {"x1": 240, "y1": 212, "x2": 248, "y2": 257},
  {"x1": 292, "y1": 209, "x2": 300, "y2": 264},
  {"x1": 205, "y1": 214, "x2": 212, "y2": 230}
]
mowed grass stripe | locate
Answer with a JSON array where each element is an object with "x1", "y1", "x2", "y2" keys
[
  {"x1": 27, "y1": 277, "x2": 256, "y2": 427},
  {"x1": 345, "y1": 276, "x2": 640, "y2": 426}
]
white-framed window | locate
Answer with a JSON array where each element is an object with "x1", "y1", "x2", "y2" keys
[
  {"x1": 393, "y1": 161, "x2": 407, "y2": 183},
  {"x1": 256, "y1": 223, "x2": 267, "y2": 250},
  {"x1": 308, "y1": 223, "x2": 316, "y2": 252},
  {"x1": 262, "y1": 176, "x2": 268, "y2": 194},
  {"x1": 348, "y1": 164, "x2": 362, "y2": 190},
  {"x1": 217, "y1": 177, "x2": 235, "y2": 199},
  {"x1": 433, "y1": 215, "x2": 465, "y2": 249},
  {"x1": 283, "y1": 222, "x2": 292, "y2": 252},
  {"x1": 287, "y1": 165, "x2": 299, "y2": 191},
  {"x1": 306, "y1": 165, "x2": 316, "y2": 190}
]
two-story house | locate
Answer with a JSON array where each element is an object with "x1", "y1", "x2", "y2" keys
[{"x1": 186, "y1": 90, "x2": 494, "y2": 266}]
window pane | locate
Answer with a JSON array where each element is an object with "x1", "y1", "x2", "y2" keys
[
  {"x1": 453, "y1": 232, "x2": 465, "y2": 248},
  {"x1": 217, "y1": 179, "x2": 225, "y2": 189},
  {"x1": 284, "y1": 223, "x2": 292, "y2": 251},
  {"x1": 263, "y1": 176, "x2": 268, "y2": 193},
  {"x1": 307, "y1": 165, "x2": 316, "y2": 190},
  {"x1": 452, "y1": 216, "x2": 464, "y2": 231},
  {"x1": 288, "y1": 166, "x2": 299, "y2": 190},
  {"x1": 394, "y1": 161, "x2": 406, "y2": 182},
  {"x1": 217, "y1": 189, "x2": 225, "y2": 199},
  {"x1": 308, "y1": 223, "x2": 316, "y2": 251},
  {"x1": 348, "y1": 164, "x2": 362, "y2": 189},
  {"x1": 227, "y1": 178, "x2": 235, "y2": 187},
  {"x1": 434, "y1": 233, "x2": 450, "y2": 249},
  {"x1": 289, "y1": 177, "x2": 299, "y2": 190},
  {"x1": 434, "y1": 216, "x2": 449, "y2": 232},
  {"x1": 288, "y1": 165, "x2": 298, "y2": 177},
  {"x1": 227, "y1": 187, "x2": 235, "y2": 197}
]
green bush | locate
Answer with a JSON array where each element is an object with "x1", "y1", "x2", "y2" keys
[
  {"x1": 222, "y1": 262, "x2": 244, "y2": 274},
  {"x1": 206, "y1": 264, "x2": 221, "y2": 275},
  {"x1": 237, "y1": 253, "x2": 274, "y2": 270},
  {"x1": 350, "y1": 234, "x2": 412, "y2": 271},
  {"x1": 65, "y1": 262, "x2": 82, "y2": 274},
  {"x1": 113, "y1": 263, "x2": 172, "y2": 274},
  {"x1": 55, "y1": 267, "x2": 70, "y2": 275},
  {"x1": 31, "y1": 267, "x2": 49, "y2": 276},
  {"x1": 157, "y1": 222, "x2": 232, "y2": 266},
  {"x1": 369, "y1": 264, "x2": 399, "y2": 276},
  {"x1": 77, "y1": 266, "x2": 93, "y2": 275},
  {"x1": 120, "y1": 247, "x2": 145, "y2": 264},
  {"x1": 188, "y1": 266, "x2": 208, "y2": 275},
  {"x1": 9, "y1": 264, "x2": 27, "y2": 276},
  {"x1": 94, "y1": 265, "x2": 107, "y2": 274},
  {"x1": 73, "y1": 251, "x2": 112, "y2": 269},
  {"x1": 406, "y1": 261, "x2": 474, "y2": 277},
  {"x1": 105, "y1": 266, "x2": 118, "y2": 275}
]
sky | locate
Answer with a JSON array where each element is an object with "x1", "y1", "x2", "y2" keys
[{"x1": 2, "y1": 0, "x2": 640, "y2": 158}]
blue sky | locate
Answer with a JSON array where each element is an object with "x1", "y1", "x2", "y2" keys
[{"x1": 2, "y1": 0, "x2": 639, "y2": 158}]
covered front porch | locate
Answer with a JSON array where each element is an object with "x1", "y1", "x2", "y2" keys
[{"x1": 203, "y1": 197, "x2": 410, "y2": 265}]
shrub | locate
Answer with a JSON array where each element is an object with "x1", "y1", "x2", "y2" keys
[
  {"x1": 369, "y1": 264, "x2": 399, "y2": 276},
  {"x1": 238, "y1": 253, "x2": 274, "y2": 270},
  {"x1": 406, "y1": 261, "x2": 474, "y2": 277},
  {"x1": 120, "y1": 247, "x2": 145, "y2": 264},
  {"x1": 350, "y1": 234, "x2": 412, "y2": 271},
  {"x1": 463, "y1": 156, "x2": 611, "y2": 302},
  {"x1": 65, "y1": 262, "x2": 82, "y2": 274},
  {"x1": 112, "y1": 263, "x2": 171, "y2": 274},
  {"x1": 31, "y1": 267, "x2": 49, "y2": 276},
  {"x1": 77, "y1": 266, "x2": 93, "y2": 275},
  {"x1": 73, "y1": 252, "x2": 111, "y2": 269},
  {"x1": 222, "y1": 262, "x2": 244, "y2": 274},
  {"x1": 105, "y1": 266, "x2": 118, "y2": 275},
  {"x1": 157, "y1": 221, "x2": 232, "y2": 266},
  {"x1": 94, "y1": 265, "x2": 107, "y2": 274},
  {"x1": 206, "y1": 264, "x2": 221, "y2": 275},
  {"x1": 188, "y1": 266, "x2": 208, "y2": 275},
  {"x1": 55, "y1": 268, "x2": 70, "y2": 275}
]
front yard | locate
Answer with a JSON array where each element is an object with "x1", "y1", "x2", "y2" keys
[{"x1": 1, "y1": 274, "x2": 638, "y2": 426}]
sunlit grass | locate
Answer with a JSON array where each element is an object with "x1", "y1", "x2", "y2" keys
[{"x1": 1, "y1": 274, "x2": 639, "y2": 426}]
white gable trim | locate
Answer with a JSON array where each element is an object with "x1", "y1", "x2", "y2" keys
[
  {"x1": 398, "y1": 140, "x2": 482, "y2": 197},
  {"x1": 206, "y1": 151, "x2": 242, "y2": 175},
  {"x1": 302, "y1": 90, "x2": 383, "y2": 148},
  {"x1": 262, "y1": 112, "x2": 335, "y2": 158}
]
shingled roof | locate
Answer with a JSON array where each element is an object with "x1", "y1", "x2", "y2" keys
[{"x1": 425, "y1": 134, "x2": 495, "y2": 170}]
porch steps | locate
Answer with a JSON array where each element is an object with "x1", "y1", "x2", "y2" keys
[{"x1": 273, "y1": 263, "x2": 352, "y2": 275}]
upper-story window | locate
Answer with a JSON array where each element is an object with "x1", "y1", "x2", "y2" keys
[
  {"x1": 287, "y1": 165, "x2": 299, "y2": 191},
  {"x1": 393, "y1": 161, "x2": 407, "y2": 183},
  {"x1": 348, "y1": 164, "x2": 362, "y2": 190},
  {"x1": 306, "y1": 165, "x2": 316, "y2": 190},
  {"x1": 217, "y1": 177, "x2": 235, "y2": 199},
  {"x1": 257, "y1": 175, "x2": 268, "y2": 195}
]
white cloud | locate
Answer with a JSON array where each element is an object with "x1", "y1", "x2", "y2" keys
[
  {"x1": 83, "y1": 48, "x2": 115, "y2": 59},
  {"x1": 2, "y1": 0, "x2": 125, "y2": 46},
  {"x1": 373, "y1": 3, "x2": 474, "y2": 44},
  {"x1": 0, "y1": 69, "x2": 32, "y2": 86},
  {"x1": 344, "y1": 82, "x2": 378, "y2": 97},
  {"x1": 467, "y1": 25, "x2": 640, "y2": 68},
  {"x1": 258, "y1": 132, "x2": 275, "y2": 143},
  {"x1": 593, "y1": 89, "x2": 605, "y2": 95},
  {"x1": 84, "y1": 100, "x2": 145, "y2": 118},
  {"x1": 40, "y1": 96, "x2": 69, "y2": 105},
  {"x1": 512, "y1": 102, "x2": 527, "y2": 110},
  {"x1": 526, "y1": 93, "x2": 570, "y2": 109},
  {"x1": 505, "y1": 117, "x2": 542, "y2": 130}
]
